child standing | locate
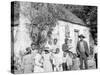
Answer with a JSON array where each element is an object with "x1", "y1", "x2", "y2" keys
[{"x1": 52, "y1": 48, "x2": 63, "y2": 72}]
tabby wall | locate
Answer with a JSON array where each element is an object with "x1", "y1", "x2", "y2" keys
[{"x1": 52, "y1": 20, "x2": 90, "y2": 54}]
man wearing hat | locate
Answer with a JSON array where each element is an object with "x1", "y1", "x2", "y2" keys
[{"x1": 76, "y1": 34, "x2": 89, "y2": 69}]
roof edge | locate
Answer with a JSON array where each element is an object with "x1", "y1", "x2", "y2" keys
[{"x1": 58, "y1": 18, "x2": 89, "y2": 28}]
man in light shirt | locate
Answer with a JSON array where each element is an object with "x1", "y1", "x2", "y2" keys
[{"x1": 76, "y1": 34, "x2": 89, "y2": 69}]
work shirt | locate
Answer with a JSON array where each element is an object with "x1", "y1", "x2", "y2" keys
[
  {"x1": 80, "y1": 41, "x2": 85, "y2": 53},
  {"x1": 77, "y1": 40, "x2": 89, "y2": 57}
]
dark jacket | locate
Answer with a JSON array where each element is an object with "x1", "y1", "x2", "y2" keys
[
  {"x1": 76, "y1": 40, "x2": 89, "y2": 57},
  {"x1": 62, "y1": 43, "x2": 68, "y2": 52}
]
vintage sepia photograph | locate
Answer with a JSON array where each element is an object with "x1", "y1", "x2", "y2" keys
[{"x1": 11, "y1": 1, "x2": 97, "y2": 74}]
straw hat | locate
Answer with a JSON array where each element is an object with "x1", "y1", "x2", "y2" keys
[{"x1": 78, "y1": 34, "x2": 85, "y2": 38}]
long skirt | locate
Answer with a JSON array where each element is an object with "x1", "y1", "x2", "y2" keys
[{"x1": 24, "y1": 64, "x2": 33, "y2": 73}]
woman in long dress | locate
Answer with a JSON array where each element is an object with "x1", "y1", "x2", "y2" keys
[
  {"x1": 23, "y1": 47, "x2": 34, "y2": 73},
  {"x1": 34, "y1": 50, "x2": 44, "y2": 73},
  {"x1": 42, "y1": 50, "x2": 53, "y2": 72}
]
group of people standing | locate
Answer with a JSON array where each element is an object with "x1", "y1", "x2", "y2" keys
[
  {"x1": 16, "y1": 37, "x2": 74, "y2": 73},
  {"x1": 14, "y1": 34, "x2": 97, "y2": 73}
]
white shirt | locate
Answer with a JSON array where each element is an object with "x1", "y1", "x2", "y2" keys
[
  {"x1": 42, "y1": 53, "x2": 53, "y2": 72},
  {"x1": 53, "y1": 53, "x2": 62, "y2": 65}
]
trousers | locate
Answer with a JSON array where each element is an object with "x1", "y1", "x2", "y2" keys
[{"x1": 79, "y1": 53, "x2": 88, "y2": 69}]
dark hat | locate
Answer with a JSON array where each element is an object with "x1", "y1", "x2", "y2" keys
[
  {"x1": 26, "y1": 47, "x2": 31, "y2": 51},
  {"x1": 78, "y1": 34, "x2": 85, "y2": 38},
  {"x1": 65, "y1": 38, "x2": 69, "y2": 41},
  {"x1": 31, "y1": 42, "x2": 37, "y2": 46},
  {"x1": 26, "y1": 47, "x2": 31, "y2": 53},
  {"x1": 44, "y1": 50, "x2": 49, "y2": 53}
]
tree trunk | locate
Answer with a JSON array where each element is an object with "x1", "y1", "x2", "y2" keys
[{"x1": 14, "y1": 2, "x2": 32, "y2": 58}]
